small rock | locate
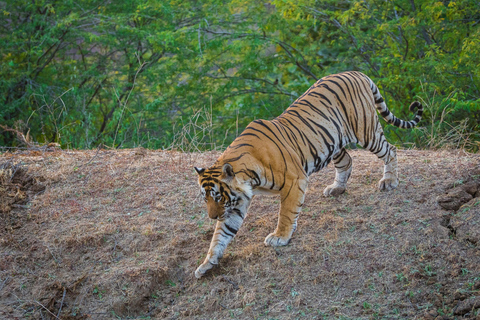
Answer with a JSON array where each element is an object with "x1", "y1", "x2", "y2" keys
[
  {"x1": 437, "y1": 187, "x2": 473, "y2": 210},
  {"x1": 423, "y1": 309, "x2": 438, "y2": 319},
  {"x1": 462, "y1": 181, "x2": 479, "y2": 196},
  {"x1": 454, "y1": 291, "x2": 467, "y2": 301}
]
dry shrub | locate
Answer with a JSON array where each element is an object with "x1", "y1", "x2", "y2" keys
[
  {"x1": 418, "y1": 91, "x2": 477, "y2": 150},
  {"x1": 0, "y1": 160, "x2": 45, "y2": 213},
  {"x1": 168, "y1": 104, "x2": 225, "y2": 152}
]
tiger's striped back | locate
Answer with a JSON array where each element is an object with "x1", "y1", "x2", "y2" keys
[{"x1": 224, "y1": 71, "x2": 422, "y2": 177}]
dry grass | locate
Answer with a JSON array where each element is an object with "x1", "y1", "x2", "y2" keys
[
  {"x1": 417, "y1": 92, "x2": 478, "y2": 151},
  {"x1": 0, "y1": 148, "x2": 479, "y2": 319},
  {"x1": 169, "y1": 104, "x2": 229, "y2": 152}
]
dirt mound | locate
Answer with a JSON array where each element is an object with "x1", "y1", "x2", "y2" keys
[
  {"x1": 454, "y1": 296, "x2": 480, "y2": 316},
  {"x1": 1, "y1": 149, "x2": 479, "y2": 319},
  {"x1": 430, "y1": 177, "x2": 480, "y2": 319},
  {"x1": 451, "y1": 198, "x2": 480, "y2": 246},
  {"x1": 437, "y1": 180, "x2": 480, "y2": 211},
  {"x1": 437, "y1": 178, "x2": 480, "y2": 247}
]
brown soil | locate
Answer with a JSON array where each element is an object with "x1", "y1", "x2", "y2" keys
[{"x1": 0, "y1": 148, "x2": 479, "y2": 319}]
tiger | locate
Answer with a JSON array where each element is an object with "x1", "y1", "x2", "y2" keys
[{"x1": 193, "y1": 71, "x2": 423, "y2": 279}]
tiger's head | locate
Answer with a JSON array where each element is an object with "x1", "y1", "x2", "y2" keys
[{"x1": 194, "y1": 163, "x2": 252, "y2": 220}]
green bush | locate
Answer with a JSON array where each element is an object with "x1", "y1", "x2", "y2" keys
[{"x1": 1, "y1": 0, "x2": 479, "y2": 151}]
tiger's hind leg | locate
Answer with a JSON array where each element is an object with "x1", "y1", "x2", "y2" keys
[
  {"x1": 377, "y1": 144, "x2": 399, "y2": 191},
  {"x1": 366, "y1": 130, "x2": 399, "y2": 191},
  {"x1": 324, "y1": 148, "x2": 353, "y2": 197}
]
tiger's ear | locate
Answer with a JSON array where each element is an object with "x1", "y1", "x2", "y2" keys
[
  {"x1": 194, "y1": 167, "x2": 205, "y2": 175},
  {"x1": 222, "y1": 163, "x2": 235, "y2": 178}
]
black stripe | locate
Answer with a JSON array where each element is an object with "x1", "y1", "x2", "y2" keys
[
  {"x1": 253, "y1": 120, "x2": 285, "y2": 144},
  {"x1": 269, "y1": 164, "x2": 275, "y2": 189},
  {"x1": 230, "y1": 143, "x2": 254, "y2": 149},
  {"x1": 223, "y1": 152, "x2": 249, "y2": 163},
  {"x1": 202, "y1": 182, "x2": 214, "y2": 188},
  {"x1": 202, "y1": 176, "x2": 220, "y2": 182},
  {"x1": 298, "y1": 99, "x2": 329, "y2": 120},
  {"x1": 346, "y1": 74, "x2": 365, "y2": 134},
  {"x1": 308, "y1": 120, "x2": 335, "y2": 144},
  {"x1": 326, "y1": 78, "x2": 347, "y2": 99},
  {"x1": 279, "y1": 117, "x2": 307, "y2": 145},
  {"x1": 333, "y1": 149, "x2": 345, "y2": 161},
  {"x1": 308, "y1": 91, "x2": 332, "y2": 105},
  {"x1": 380, "y1": 110, "x2": 390, "y2": 118},
  {"x1": 270, "y1": 119, "x2": 293, "y2": 150},
  {"x1": 286, "y1": 110, "x2": 318, "y2": 134},
  {"x1": 244, "y1": 169, "x2": 261, "y2": 187},
  {"x1": 275, "y1": 119, "x2": 308, "y2": 176},
  {"x1": 232, "y1": 208, "x2": 244, "y2": 219},
  {"x1": 246, "y1": 125, "x2": 288, "y2": 190},
  {"x1": 274, "y1": 120, "x2": 305, "y2": 162},
  {"x1": 221, "y1": 225, "x2": 236, "y2": 237},
  {"x1": 239, "y1": 132, "x2": 260, "y2": 139},
  {"x1": 322, "y1": 84, "x2": 356, "y2": 132},
  {"x1": 336, "y1": 74, "x2": 359, "y2": 132},
  {"x1": 224, "y1": 223, "x2": 238, "y2": 236},
  {"x1": 348, "y1": 75, "x2": 369, "y2": 145}
]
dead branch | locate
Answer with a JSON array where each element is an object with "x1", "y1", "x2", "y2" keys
[
  {"x1": 0, "y1": 124, "x2": 34, "y2": 148},
  {"x1": 0, "y1": 124, "x2": 61, "y2": 151}
]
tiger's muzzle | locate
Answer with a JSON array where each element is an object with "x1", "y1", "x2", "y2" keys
[{"x1": 207, "y1": 200, "x2": 224, "y2": 220}]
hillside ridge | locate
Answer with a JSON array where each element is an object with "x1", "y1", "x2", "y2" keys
[{"x1": 1, "y1": 149, "x2": 479, "y2": 319}]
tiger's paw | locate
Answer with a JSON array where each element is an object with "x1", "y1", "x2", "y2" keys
[
  {"x1": 323, "y1": 184, "x2": 346, "y2": 197},
  {"x1": 264, "y1": 233, "x2": 291, "y2": 247},
  {"x1": 378, "y1": 177, "x2": 399, "y2": 191},
  {"x1": 194, "y1": 261, "x2": 215, "y2": 279}
]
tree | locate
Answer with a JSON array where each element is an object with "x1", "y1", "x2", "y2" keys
[{"x1": 1, "y1": 0, "x2": 479, "y2": 150}]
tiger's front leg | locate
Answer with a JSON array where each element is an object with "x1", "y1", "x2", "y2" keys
[
  {"x1": 264, "y1": 178, "x2": 307, "y2": 247},
  {"x1": 195, "y1": 213, "x2": 244, "y2": 279}
]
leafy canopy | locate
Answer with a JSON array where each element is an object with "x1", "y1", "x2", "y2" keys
[{"x1": 1, "y1": 0, "x2": 479, "y2": 150}]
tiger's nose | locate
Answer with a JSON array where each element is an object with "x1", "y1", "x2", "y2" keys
[{"x1": 208, "y1": 212, "x2": 219, "y2": 219}]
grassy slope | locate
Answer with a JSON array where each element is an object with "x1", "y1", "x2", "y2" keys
[{"x1": 1, "y1": 148, "x2": 479, "y2": 319}]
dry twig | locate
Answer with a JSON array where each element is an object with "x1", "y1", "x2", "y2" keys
[
  {"x1": 57, "y1": 288, "x2": 66, "y2": 318},
  {"x1": 34, "y1": 300, "x2": 60, "y2": 320}
]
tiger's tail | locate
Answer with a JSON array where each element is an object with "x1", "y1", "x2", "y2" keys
[{"x1": 368, "y1": 77, "x2": 423, "y2": 129}]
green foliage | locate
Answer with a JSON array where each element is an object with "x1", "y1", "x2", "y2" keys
[{"x1": 1, "y1": 0, "x2": 479, "y2": 150}]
